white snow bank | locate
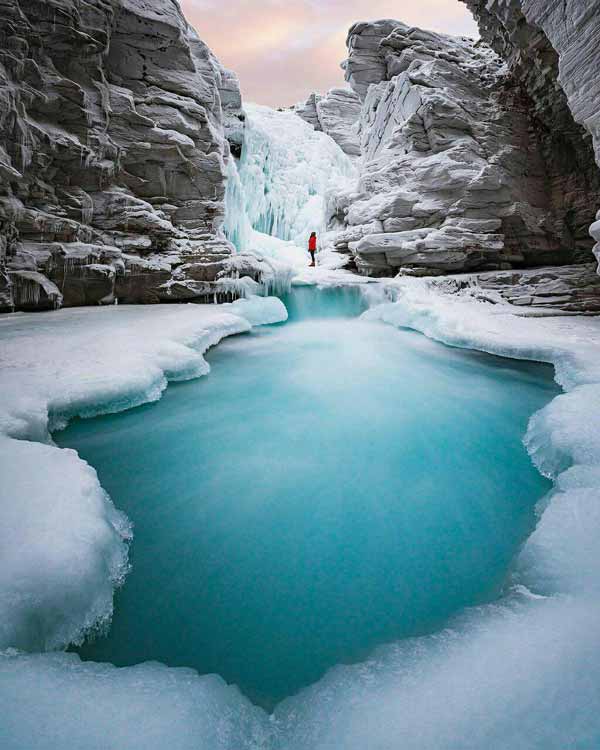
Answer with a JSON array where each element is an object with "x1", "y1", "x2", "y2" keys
[
  {"x1": 0, "y1": 439, "x2": 131, "y2": 653},
  {"x1": 291, "y1": 266, "x2": 376, "y2": 288},
  {"x1": 223, "y1": 294, "x2": 289, "y2": 326},
  {"x1": 361, "y1": 278, "x2": 600, "y2": 389},
  {"x1": 0, "y1": 651, "x2": 270, "y2": 750},
  {"x1": 0, "y1": 297, "x2": 286, "y2": 652}
]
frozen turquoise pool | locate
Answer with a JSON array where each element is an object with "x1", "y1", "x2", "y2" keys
[{"x1": 56, "y1": 287, "x2": 558, "y2": 709}]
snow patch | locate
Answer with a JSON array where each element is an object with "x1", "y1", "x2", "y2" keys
[{"x1": 0, "y1": 652, "x2": 270, "y2": 750}]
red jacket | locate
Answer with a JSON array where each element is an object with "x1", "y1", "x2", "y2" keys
[{"x1": 308, "y1": 235, "x2": 317, "y2": 251}]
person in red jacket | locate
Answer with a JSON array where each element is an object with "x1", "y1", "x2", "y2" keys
[{"x1": 308, "y1": 232, "x2": 317, "y2": 266}]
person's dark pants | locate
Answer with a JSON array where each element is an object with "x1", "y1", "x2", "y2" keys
[{"x1": 309, "y1": 250, "x2": 315, "y2": 264}]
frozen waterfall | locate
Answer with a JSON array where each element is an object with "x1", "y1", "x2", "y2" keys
[{"x1": 224, "y1": 104, "x2": 356, "y2": 270}]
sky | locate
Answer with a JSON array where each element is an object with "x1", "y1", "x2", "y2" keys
[{"x1": 181, "y1": 0, "x2": 479, "y2": 107}]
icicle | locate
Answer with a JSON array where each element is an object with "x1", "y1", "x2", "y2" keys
[
  {"x1": 223, "y1": 156, "x2": 252, "y2": 251},
  {"x1": 81, "y1": 197, "x2": 94, "y2": 226},
  {"x1": 17, "y1": 123, "x2": 33, "y2": 174}
]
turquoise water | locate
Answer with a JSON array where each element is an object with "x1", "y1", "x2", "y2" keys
[{"x1": 56, "y1": 288, "x2": 558, "y2": 709}]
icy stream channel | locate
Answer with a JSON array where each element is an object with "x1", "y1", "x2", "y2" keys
[{"x1": 55, "y1": 286, "x2": 558, "y2": 710}]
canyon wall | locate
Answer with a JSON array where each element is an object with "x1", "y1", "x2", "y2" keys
[
  {"x1": 325, "y1": 19, "x2": 600, "y2": 280},
  {"x1": 0, "y1": 0, "x2": 254, "y2": 312},
  {"x1": 459, "y1": 0, "x2": 600, "y2": 265},
  {"x1": 4, "y1": 2, "x2": 600, "y2": 313}
]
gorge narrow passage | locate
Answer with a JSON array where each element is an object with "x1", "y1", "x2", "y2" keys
[{"x1": 55, "y1": 286, "x2": 558, "y2": 709}]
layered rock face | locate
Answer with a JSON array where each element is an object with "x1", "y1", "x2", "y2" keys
[
  {"x1": 0, "y1": 0, "x2": 254, "y2": 312},
  {"x1": 460, "y1": 0, "x2": 600, "y2": 266},
  {"x1": 295, "y1": 88, "x2": 362, "y2": 157},
  {"x1": 435, "y1": 263, "x2": 600, "y2": 314},
  {"x1": 330, "y1": 20, "x2": 600, "y2": 279}
]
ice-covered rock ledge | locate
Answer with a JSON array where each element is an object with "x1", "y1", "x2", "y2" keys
[{"x1": 0, "y1": 296, "x2": 287, "y2": 654}]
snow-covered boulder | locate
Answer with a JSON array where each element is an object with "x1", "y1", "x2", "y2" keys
[
  {"x1": 295, "y1": 93, "x2": 323, "y2": 132},
  {"x1": 437, "y1": 263, "x2": 600, "y2": 314}
]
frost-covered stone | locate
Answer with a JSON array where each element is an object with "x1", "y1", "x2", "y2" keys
[
  {"x1": 460, "y1": 0, "x2": 600, "y2": 269},
  {"x1": 433, "y1": 264, "x2": 600, "y2": 314},
  {"x1": 296, "y1": 88, "x2": 362, "y2": 157},
  {"x1": 219, "y1": 67, "x2": 246, "y2": 158},
  {"x1": 333, "y1": 20, "x2": 600, "y2": 278},
  {"x1": 0, "y1": 0, "x2": 258, "y2": 311},
  {"x1": 295, "y1": 93, "x2": 323, "y2": 131},
  {"x1": 343, "y1": 19, "x2": 403, "y2": 100}
]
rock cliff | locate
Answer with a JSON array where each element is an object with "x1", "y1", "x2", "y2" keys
[
  {"x1": 459, "y1": 0, "x2": 600, "y2": 266},
  {"x1": 0, "y1": 0, "x2": 258, "y2": 312},
  {"x1": 329, "y1": 19, "x2": 600, "y2": 280}
]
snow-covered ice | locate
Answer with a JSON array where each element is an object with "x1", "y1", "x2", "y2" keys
[
  {"x1": 0, "y1": 652, "x2": 270, "y2": 750},
  {"x1": 0, "y1": 297, "x2": 287, "y2": 653}
]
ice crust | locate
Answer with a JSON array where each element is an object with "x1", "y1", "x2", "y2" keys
[
  {"x1": 0, "y1": 297, "x2": 287, "y2": 654},
  {"x1": 362, "y1": 279, "x2": 600, "y2": 594},
  {"x1": 271, "y1": 593, "x2": 600, "y2": 750}
]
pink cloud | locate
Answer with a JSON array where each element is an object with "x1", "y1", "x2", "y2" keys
[{"x1": 182, "y1": 0, "x2": 478, "y2": 106}]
